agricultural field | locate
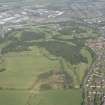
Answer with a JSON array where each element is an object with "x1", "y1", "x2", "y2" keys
[{"x1": 0, "y1": 21, "x2": 98, "y2": 105}]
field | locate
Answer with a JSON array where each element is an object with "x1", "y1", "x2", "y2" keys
[
  {"x1": 30, "y1": 89, "x2": 82, "y2": 105},
  {"x1": 0, "y1": 48, "x2": 83, "y2": 105},
  {"x1": 0, "y1": 89, "x2": 82, "y2": 105},
  {"x1": 0, "y1": 47, "x2": 61, "y2": 89},
  {"x1": 0, "y1": 21, "x2": 98, "y2": 105},
  {"x1": 0, "y1": 90, "x2": 28, "y2": 105}
]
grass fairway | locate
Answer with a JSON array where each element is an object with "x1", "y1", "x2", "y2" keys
[{"x1": 30, "y1": 89, "x2": 82, "y2": 105}]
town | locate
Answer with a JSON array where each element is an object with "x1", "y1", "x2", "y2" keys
[{"x1": 84, "y1": 37, "x2": 105, "y2": 105}]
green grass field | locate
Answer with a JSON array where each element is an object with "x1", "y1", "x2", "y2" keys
[
  {"x1": 0, "y1": 45, "x2": 91, "y2": 105},
  {"x1": 0, "y1": 45, "x2": 93, "y2": 89},
  {"x1": 0, "y1": 90, "x2": 29, "y2": 105},
  {"x1": 30, "y1": 89, "x2": 82, "y2": 105},
  {"x1": 0, "y1": 46, "x2": 61, "y2": 89},
  {"x1": 0, "y1": 89, "x2": 82, "y2": 105},
  {"x1": 0, "y1": 22, "x2": 98, "y2": 105}
]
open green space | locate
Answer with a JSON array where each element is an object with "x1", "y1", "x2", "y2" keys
[
  {"x1": 0, "y1": 46, "x2": 60, "y2": 89},
  {"x1": 0, "y1": 21, "x2": 98, "y2": 105},
  {"x1": 30, "y1": 89, "x2": 82, "y2": 105},
  {"x1": 0, "y1": 89, "x2": 82, "y2": 105},
  {"x1": 0, "y1": 90, "x2": 29, "y2": 105}
]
